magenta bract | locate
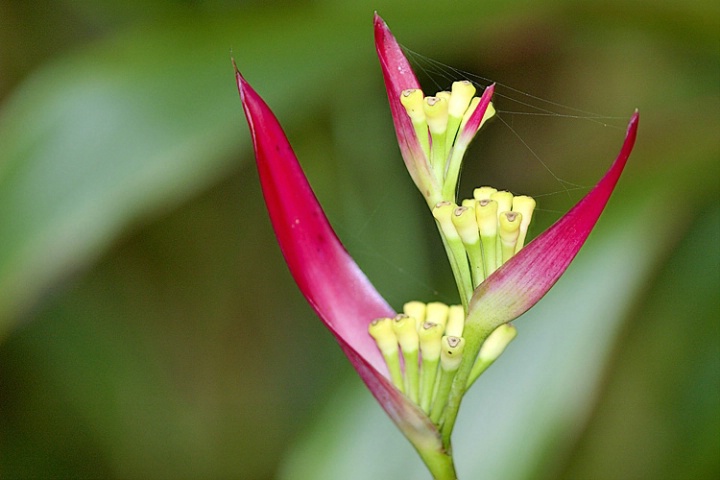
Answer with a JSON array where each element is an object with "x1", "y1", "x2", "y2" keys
[{"x1": 236, "y1": 71, "x2": 441, "y2": 444}]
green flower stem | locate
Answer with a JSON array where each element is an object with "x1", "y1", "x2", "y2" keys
[
  {"x1": 430, "y1": 132, "x2": 448, "y2": 180},
  {"x1": 368, "y1": 318, "x2": 405, "y2": 392},
  {"x1": 403, "y1": 348, "x2": 420, "y2": 403},
  {"x1": 420, "y1": 356, "x2": 440, "y2": 413},
  {"x1": 419, "y1": 321, "x2": 443, "y2": 413},
  {"x1": 464, "y1": 240, "x2": 484, "y2": 288},
  {"x1": 440, "y1": 322, "x2": 495, "y2": 446},
  {"x1": 385, "y1": 350, "x2": 405, "y2": 392},
  {"x1": 431, "y1": 336, "x2": 465, "y2": 424},
  {"x1": 442, "y1": 145, "x2": 468, "y2": 200},
  {"x1": 417, "y1": 445, "x2": 457, "y2": 480},
  {"x1": 430, "y1": 366, "x2": 458, "y2": 424},
  {"x1": 393, "y1": 315, "x2": 420, "y2": 403},
  {"x1": 434, "y1": 223, "x2": 471, "y2": 311}
]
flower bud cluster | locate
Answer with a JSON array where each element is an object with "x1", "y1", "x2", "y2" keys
[
  {"x1": 433, "y1": 188, "x2": 536, "y2": 303},
  {"x1": 400, "y1": 81, "x2": 495, "y2": 202},
  {"x1": 369, "y1": 302, "x2": 466, "y2": 424}
]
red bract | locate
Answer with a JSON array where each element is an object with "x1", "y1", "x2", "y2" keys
[
  {"x1": 466, "y1": 112, "x2": 638, "y2": 330},
  {"x1": 236, "y1": 71, "x2": 446, "y2": 460}
]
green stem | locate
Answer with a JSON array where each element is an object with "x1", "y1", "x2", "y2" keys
[
  {"x1": 439, "y1": 322, "x2": 495, "y2": 445},
  {"x1": 441, "y1": 145, "x2": 468, "y2": 200},
  {"x1": 420, "y1": 357, "x2": 440, "y2": 413},
  {"x1": 435, "y1": 222, "x2": 472, "y2": 311},
  {"x1": 430, "y1": 366, "x2": 459, "y2": 423},
  {"x1": 417, "y1": 444, "x2": 458, "y2": 480}
]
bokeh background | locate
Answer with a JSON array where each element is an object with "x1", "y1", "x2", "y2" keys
[{"x1": 1, "y1": 1, "x2": 718, "y2": 479}]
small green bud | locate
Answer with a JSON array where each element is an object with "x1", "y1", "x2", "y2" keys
[
  {"x1": 479, "y1": 324, "x2": 518, "y2": 363},
  {"x1": 466, "y1": 323, "x2": 518, "y2": 389}
]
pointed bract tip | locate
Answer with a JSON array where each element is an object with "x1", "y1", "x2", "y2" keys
[
  {"x1": 374, "y1": 12, "x2": 391, "y2": 37},
  {"x1": 622, "y1": 110, "x2": 639, "y2": 152},
  {"x1": 629, "y1": 109, "x2": 639, "y2": 129},
  {"x1": 233, "y1": 62, "x2": 248, "y2": 101}
]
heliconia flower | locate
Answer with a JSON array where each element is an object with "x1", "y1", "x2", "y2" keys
[{"x1": 235, "y1": 14, "x2": 638, "y2": 480}]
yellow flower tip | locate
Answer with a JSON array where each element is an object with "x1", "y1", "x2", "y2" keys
[
  {"x1": 499, "y1": 211, "x2": 522, "y2": 263},
  {"x1": 425, "y1": 302, "x2": 450, "y2": 330},
  {"x1": 512, "y1": 195, "x2": 536, "y2": 216},
  {"x1": 440, "y1": 336, "x2": 465, "y2": 371},
  {"x1": 403, "y1": 301, "x2": 427, "y2": 329},
  {"x1": 423, "y1": 96, "x2": 449, "y2": 135},
  {"x1": 491, "y1": 190, "x2": 514, "y2": 215},
  {"x1": 435, "y1": 91, "x2": 452, "y2": 102},
  {"x1": 499, "y1": 211, "x2": 522, "y2": 237},
  {"x1": 400, "y1": 89, "x2": 426, "y2": 122},
  {"x1": 418, "y1": 321, "x2": 443, "y2": 360},
  {"x1": 392, "y1": 314, "x2": 419, "y2": 351},
  {"x1": 448, "y1": 81, "x2": 477, "y2": 118},
  {"x1": 432, "y1": 201, "x2": 461, "y2": 239},
  {"x1": 451, "y1": 206, "x2": 480, "y2": 245},
  {"x1": 475, "y1": 198, "x2": 499, "y2": 235},
  {"x1": 368, "y1": 317, "x2": 399, "y2": 355},
  {"x1": 479, "y1": 324, "x2": 517, "y2": 362},
  {"x1": 473, "y1": 186, "x2": 498, "y2": 201},
  {"x1": 461, "y1": 198, "x2": 476, "y2": 208},
  {"x1": 432, "y1": 201, "x2": 454, "y2": 218},
  {"x1": 445, "y1": 305, "x2": 465, "y2": 338}
]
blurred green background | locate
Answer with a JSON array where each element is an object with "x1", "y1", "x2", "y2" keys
[{"x1": 0, "y1": 0, "x2": 718, "y2": 479}]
